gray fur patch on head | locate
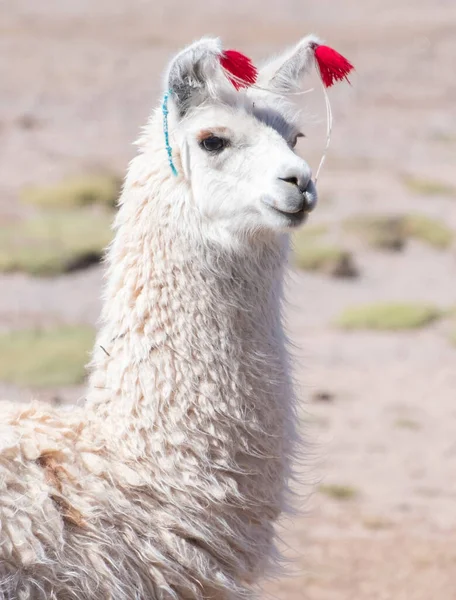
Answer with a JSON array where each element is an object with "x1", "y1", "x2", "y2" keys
[
  {"x1": 166, "y1": 37, "x2": 225, "y2": 116},
  {"x1": 183, "y1": 92, "x2": 302, "y2": 146},
  {"x1": 182, "y1": 91, "x2": 303, "y2": 147},
  {"x1": 251, "y1": 103, "x2": 300, "y2": 142}
]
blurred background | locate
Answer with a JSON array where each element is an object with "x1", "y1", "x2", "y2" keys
[{"x1": 1, "y1": 0, "x2": 455, "y2": 597}]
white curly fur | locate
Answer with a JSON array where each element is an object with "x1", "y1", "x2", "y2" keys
[{"x1": 0, "y1": 36, "x2": 322, "y2": 600}]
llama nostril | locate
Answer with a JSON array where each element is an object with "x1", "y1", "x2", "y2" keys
[
  {"x1": 303, "y1": 179, "x2": 318, "y2": 212},
  {"x1": 299, "y1": 180, "x2": 311, "y2": 194}
]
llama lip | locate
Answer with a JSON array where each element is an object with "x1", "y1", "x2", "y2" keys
[
  {"x1": 267, "y1": 205, "x2": 309, "y2": 229},
  {"x1": 266, "y1": 203, "x2": 309, "y2": 225}
]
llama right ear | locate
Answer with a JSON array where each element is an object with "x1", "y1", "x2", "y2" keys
[
  {"x1": 257, "y1": 35, "x2": 323, "y2": 94},
  {"x1": 166, "y1": 38, "x2": 224, "y2": 116}
]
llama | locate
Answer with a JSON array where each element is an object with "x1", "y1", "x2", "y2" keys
[{"x1": 0, "y1": 36, "x2": 350, "y2": 600}]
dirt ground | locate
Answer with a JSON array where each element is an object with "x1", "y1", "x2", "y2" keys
[{"x1": 1, "y1": 1, "x2": 456, "y2": 598}]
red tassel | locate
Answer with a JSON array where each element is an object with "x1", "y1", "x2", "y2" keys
[
  {"x1": 220, "y1": 50, "x2": 258, "y2": 90},
  {"x1": 314, "y1": 45, "x2": 354, "y2": 88}
]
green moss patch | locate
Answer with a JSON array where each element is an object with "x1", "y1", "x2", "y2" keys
[
  {"x1": 344, "y1": 213, "x2": 453, "y2": 251},
  {"x1": 450, "y1": 329, "x2": 456, "y2": 347},
  {"x1": 22, "y1": 173, "x2": 121, "y2": 209},
  {"x1": 293, "y1": 228, "x2": 358, "y2": 278},
  {"x1": 344, "y1": 215, "x2": 406, "y2": 251},
  {"x1": 336, "y1": 302, "x2": 442, "y2": 331},
  {"x1": 402, "y1": 176, "x2": 456, "y2": 197},
  {"x1": 294, "y1": 224, "x2": 329, "y2": 241},
  {"x1": 362, "y1": 516, "x2": 393, "y2": 530},
  {"x1": 318, "y1": 484, "x2": 358, "y2": 501},
  {"x1": 403, "y1": 214, "x2": 453, "y2": 249},
  {"x1": 394, "y1": 418, "x2": 421, "y2": 430},
  {"x1": 0, "y1": 211, "x2": 113, "y2": 276},
  {"x1": 0, "y1": 326, "x2": 95, "y2": 387},
  {"x1": 295, "y1": 244, "x2": 357, "y2": 277}
]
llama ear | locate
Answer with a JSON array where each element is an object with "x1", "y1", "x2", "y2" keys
[
  {"x1": 257, "y1": 35, "x2": 323, "y2": 94},
  {"x1": 166, "y1": 37, "x2": 224, "y2": 116}
]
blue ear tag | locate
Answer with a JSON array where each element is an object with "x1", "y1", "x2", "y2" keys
[{"x1": 162, "y1": 91, "x2": 178, "y2": 177}]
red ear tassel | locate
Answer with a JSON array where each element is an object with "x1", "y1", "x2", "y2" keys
[
  {"x1": 314, "y1": 45, "x2": 354, "y2": 88},
  {"x1": 220, "y1": 50, "x2": 258, "y2": 90}
]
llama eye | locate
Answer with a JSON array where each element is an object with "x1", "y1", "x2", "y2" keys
[{"x1": 201, "y1": 136, "x2": 226, "y2": 152}]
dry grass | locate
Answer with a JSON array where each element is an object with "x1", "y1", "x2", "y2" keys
[
  {"x1": 0, "y1": 326, "x2": 95, "y2": 386},
  {"x1": 344, "y1": 213, "x2": 453, "y2": 251},
  {"x1": 0, "y1": 210, "x2": 113, "y2": 276},
  {"x1": 21, "y1": 173, "x2": 121, "y2": 209},
  {"x1": 402, "y1": 176, "x2": 456, "y2": 197},
  {"x1": 336, "y1": 302, "x2": 442, "y2": 331}
]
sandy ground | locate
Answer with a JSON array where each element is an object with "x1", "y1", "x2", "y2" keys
[{"x1": 1, "y1": 1, "x2": 456, "y2": 598}]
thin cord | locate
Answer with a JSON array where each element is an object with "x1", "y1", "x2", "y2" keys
[
  {"x1": 162, "y1": 91, "x2": 178, "y2": 177},
  {"x1": 314, "y1": 78, "x2": 333, "y2": 184},
  {"x1": 223, "y1": 68, "x2": 333, "y2": 183}
]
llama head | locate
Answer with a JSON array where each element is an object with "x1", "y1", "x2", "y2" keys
[{"x1": 161, "y1": 37, "x2": 323, "y2": 242}]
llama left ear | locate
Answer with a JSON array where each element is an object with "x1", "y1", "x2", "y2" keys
[
  {"x1": 257, "y1": 35, "x2": 322, "y2": 94},
  {"x1": 258, "y1": 35, "x2": 354, "y2": 94},
  {"x1": 165, "y1": 37, "x2": 224, "y2": 116}
]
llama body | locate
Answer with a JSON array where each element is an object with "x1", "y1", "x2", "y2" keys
[
  {"x1": 0, "y1": 115, "x2": 294, "y2": 599},
  {"x1": 0, "y1": 35, "x2": 340, "y2": 599}
]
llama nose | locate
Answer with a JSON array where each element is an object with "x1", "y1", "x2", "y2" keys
[{"x1": 279, "y1": 176, "x2": 317, "y2": 212}]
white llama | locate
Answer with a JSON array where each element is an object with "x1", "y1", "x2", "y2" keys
[{"x1": 0, "y1": 35, "x2": 348, "y2": 600}]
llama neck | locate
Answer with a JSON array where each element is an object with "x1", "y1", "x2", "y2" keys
[
  {"x1": 84, "y1": 152, "x2": 298, "y2": 575},
  {"x1": 86, "y1": 136, "x2": 294, "y2": 477},
  {"x1": 87, "y1": 220, "x2": 290, "y2": 431}
]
